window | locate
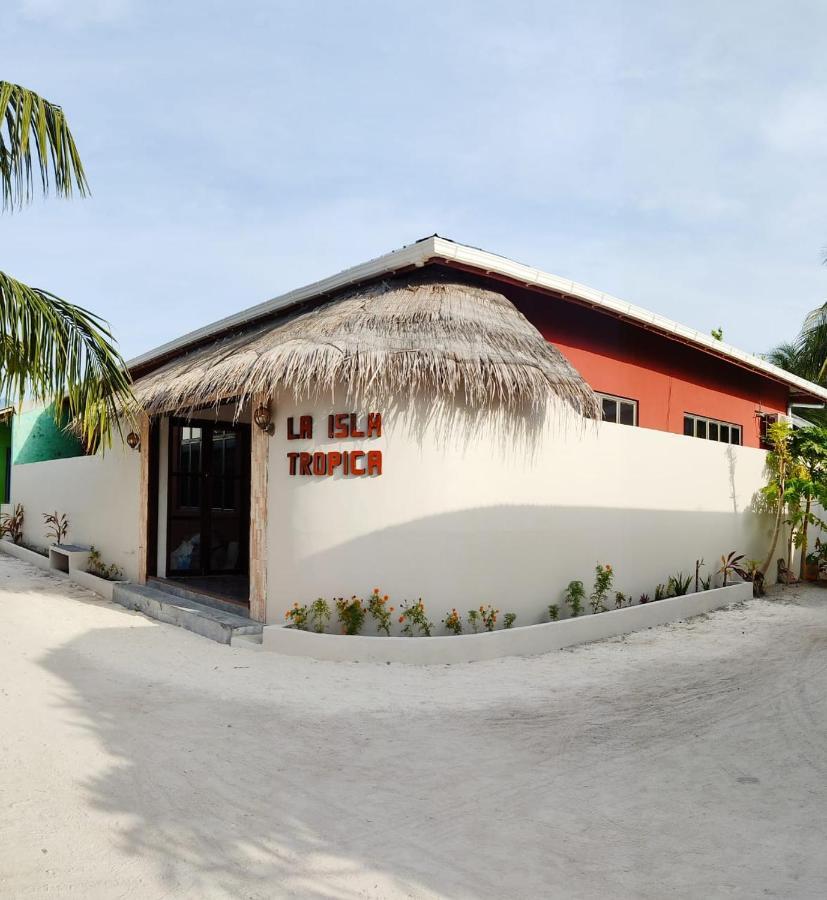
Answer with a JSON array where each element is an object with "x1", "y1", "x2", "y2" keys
[
  {"x1": 683, "y1": 413, "x2": 741, "y2": 445},
  {"x1": 596, "y1": 392, "x2": 638, "y2": 426}
]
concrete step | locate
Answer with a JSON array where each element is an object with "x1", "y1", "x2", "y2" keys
[
  {"x1": 146, "y1": 577, "x2": 250, "y2": 618},
  {"x1": 113, "y1": 583, "x2": 263, "y2": 645}
]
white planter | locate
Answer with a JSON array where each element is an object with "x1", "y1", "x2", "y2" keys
[
  {"x1": 250, "y1": 582, "x2": 754, "y2": 665},
  {"x1": 0, "y1": 538, "x2": 127, "y2": 599},
  {"x1": 68, "y1": 568, "x2": 128, "y2": 601},
  {"x1": 0, "y1": 538, "x2": 52, "y2": 571}
]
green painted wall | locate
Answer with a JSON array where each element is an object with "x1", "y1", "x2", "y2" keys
[
  {"x1": 0, "y1": 421, "x2": 11, "y2": 502},
  {"x1": 12, "y1": 405, "x2": 85, "y2": 465}
]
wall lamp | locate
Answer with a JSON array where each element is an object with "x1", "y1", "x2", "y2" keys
[
  {"x1": 253, "y1": 404, "x2": 275, "y2": 435},
  {"x1": 126, "y1": 431, "x2": 141, "y2": 450}
]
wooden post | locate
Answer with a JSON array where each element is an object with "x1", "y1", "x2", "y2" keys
[
  {"x1": 136, "y1": 412, "x2": 151, "y2": 584},
  {"x1": 249, "y1": 394, "x2": 270, "y2": 623}
]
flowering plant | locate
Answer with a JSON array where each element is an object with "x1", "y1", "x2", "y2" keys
[
  {"x1": 442, "y1": 608, "x2": 463, "y2": 635},
  {"x1": 503, "y1": 612, "x2": 517, "y2": 629},
  {"x1": 368, "y1": 588, "x2": 394, "y2": 636},
  {"x1": 336, "y1": 595, "x2": 366, "y2": 635},
  {"x1": 590, "y1": 563, "x2": 614, "y2": 614},
  {"x1": 399, "y1": 598, "x2": 433, "y2": 637},
  {"x1": 467, "y1": 609, "x2": 481, "y2": 633},
  {"x1": 479, "y1": 604, "x2": 499, "y2": 632},
  {"x1": 285, "y1": 602, "x2": 309, "y2": 630},
  {"x1": 309, "y1": 598, "x2": 331, "y2": 633}
]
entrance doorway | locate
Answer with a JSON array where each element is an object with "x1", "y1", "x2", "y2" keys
[{"x1": 166, "y1": 419, "x2": 251, "y2": 601}]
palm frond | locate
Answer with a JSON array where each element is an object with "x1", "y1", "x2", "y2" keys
[
  {"x1": 0, "y1": 269, "x2": 133, "y2": 448},
  {"x1": 0, "y1": 81, "x2": 88, "y2": 209},
  {"x1": 766, "y1": 341, "x2": 806, "y2": 375}
]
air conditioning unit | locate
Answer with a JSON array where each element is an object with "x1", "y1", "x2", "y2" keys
[{"x1": 762, "y1": 412, "x2": 792, "y2": 425}]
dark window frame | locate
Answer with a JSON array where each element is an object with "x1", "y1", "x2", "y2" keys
[
  {"x1": 683, "y1": 413, "x2": 742, "y2": 446},
  {"x1": 595, "y1": 391, "x2": 638, "y2": 427}
]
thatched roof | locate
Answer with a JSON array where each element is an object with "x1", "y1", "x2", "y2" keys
[{"x1": 131, "y1": 273, "x2": 599, "y2": 418}]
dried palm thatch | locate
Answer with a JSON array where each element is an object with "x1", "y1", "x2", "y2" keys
[{"x1": 131, "y1": 274, "x2": 599, "y2": 420}]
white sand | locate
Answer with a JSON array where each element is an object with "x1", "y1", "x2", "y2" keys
[{"x1": 0, "y1": 553, "x2": 826, "y2": 899}]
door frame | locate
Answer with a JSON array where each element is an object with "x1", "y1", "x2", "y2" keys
[{"x1": 165, "y1": 417, "x2": 251, "y2": 578}]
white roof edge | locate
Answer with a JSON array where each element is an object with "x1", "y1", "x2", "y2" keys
[
  {"x1": 127, "y1": 235, "x2": 827, "y2": 402},
  {"x1": 126, "y1": 237, "x2": 438, "y2": 369}
]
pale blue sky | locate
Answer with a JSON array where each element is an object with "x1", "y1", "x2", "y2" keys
[{"x1": 3, "y1": 0, "x2": 827, "y2": 360}]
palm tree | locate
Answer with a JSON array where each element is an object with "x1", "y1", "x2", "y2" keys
[
  {"x1": 766, "y1": 341, "x2": 811, "y2": 379},
  {"x1": 766, "y1": 309, "x2": 827, "y2": 426},
  {"x1": 768, "y1": 305, "x2": 827, "y2": 384},
  {"x1": 0, "y1": 81, "x2": 132, "y2": 447}
]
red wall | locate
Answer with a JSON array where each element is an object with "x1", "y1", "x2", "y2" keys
[{"x1": 506, "y1": 285, "x2": 789, "y2": 449}]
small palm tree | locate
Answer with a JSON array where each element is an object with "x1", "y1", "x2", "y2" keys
[
  {"x1": 766, "y1": 341, "x2": 811, "y2": 380},
  {"x1": 1, "y1": 81, "x2": 133, "y2": 446}
]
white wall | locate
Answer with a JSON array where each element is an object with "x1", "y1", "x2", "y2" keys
[
  {"x1": 7, "y1": 392, "x2": 778, "y2": 629},
  {"x1": 266, "y1": 390, "x2": 777, "y2": 629},
  {"x1": 11, "y1": 440, "x2": 141, "y2": 581}
]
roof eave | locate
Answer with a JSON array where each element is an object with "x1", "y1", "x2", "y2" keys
[{"x1": 127, "y1": 234, "x2": 827, "y2": 404}]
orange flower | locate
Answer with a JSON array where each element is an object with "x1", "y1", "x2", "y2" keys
[
  {"x1": 374, "y1": 587, "x2": 380, "y2": 593},
  {"x1": 398, "y1": 615, "x2": 404, "y2": 623},
  {"x1": 390, "y1": 607, "x2": 395, "y2": 612},
  {"x1": 383, "y1": 594, "x2": 389, "y2": 601}
]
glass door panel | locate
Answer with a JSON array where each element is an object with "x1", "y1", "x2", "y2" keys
[
  {"x1": 168, "y1": 425, "x2": 203, "y2": 573},
  {"x1": 167, "y1": 421, "x2": 249, "y2": 577},
  {"x1": 209, "y1": 428, "x2": 243, "y2": 573}
]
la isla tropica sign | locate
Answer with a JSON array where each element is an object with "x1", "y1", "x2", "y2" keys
[{"x1": 286, "y1": 413, "x2": 382, "y2": 477}]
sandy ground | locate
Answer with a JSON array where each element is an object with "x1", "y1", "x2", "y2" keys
[{"x1": 0, "y1": 556, "x2": 826, "y2": 899}]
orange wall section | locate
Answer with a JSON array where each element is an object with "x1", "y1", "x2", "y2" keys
[{"x1": 507, "y1": 286, "x2": 789, "y2": 449}]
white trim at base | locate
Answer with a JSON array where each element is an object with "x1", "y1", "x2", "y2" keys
[{"x1": 243, "y1": 582, "x2": 754, "y2": 665}]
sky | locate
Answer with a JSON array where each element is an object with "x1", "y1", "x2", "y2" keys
[{"x1": 3, "y1": 0, "x2": 827, "y2": 361}]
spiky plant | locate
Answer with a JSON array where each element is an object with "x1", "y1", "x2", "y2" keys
[{"x1": 0, "y1": 81, "x2": 133, "y2": 447}]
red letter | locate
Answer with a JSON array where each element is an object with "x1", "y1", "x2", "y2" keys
[
  {"x1": 367, "y1": 450, "x2": 382, "y2": 476},
  {"x1": 350, "y1": 450, "x2": 366, "y2": 476},
  {"x1": 334, "y1": 413, "x2": 349, "y2": 438},
  {"x1": 300, "y1": 415, "x2": 313, "y2": 439},
  {"x1": 327, "y1": 451, "x2": 342, "y2": 475},
  {"x1": 350, "y1": 413, "x2": 365, "y2": 438},
  {"x1": 287, "y1": 452, "x2": 299, "y2": 475},
  {"x1": 367, "y1": 413, "x2": 382, "y2": 438},
  {"x1": 287, "y1": 416, "x2": 300, "y2": 440},
  {"x1": 299, "y1": 452, "x2": 312, "y2": 476},
  {"x1": 312, "y1": 452, "x2": 327, "y2": 476},
  {"x1": 328, "y1": 414, "x2": 334, "y2": 438}
]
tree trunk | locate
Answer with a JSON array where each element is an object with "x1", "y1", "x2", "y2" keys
[
  {"x1": 787, "y1": 512, "x2": 796, "y2": 576},
  {"x1": 759, "y1": 496, "x2": 787, "y2": 577},
  {"x1": 799, "y1": 496, "x2": 812, "y2": 579}
]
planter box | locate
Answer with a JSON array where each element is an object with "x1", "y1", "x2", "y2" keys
[
  {"x1": 248, "y1": 582, "x2": 754, "y2": 665},
  {"x1": 0, "y1": 538, "x2": 127, "y2": 599},
  {"x1": 0, "y1": 538, "x2": 52, "y2": 571},
  {"x1": 69, "y1": 568, "x2": 127, "y2": 601}
]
